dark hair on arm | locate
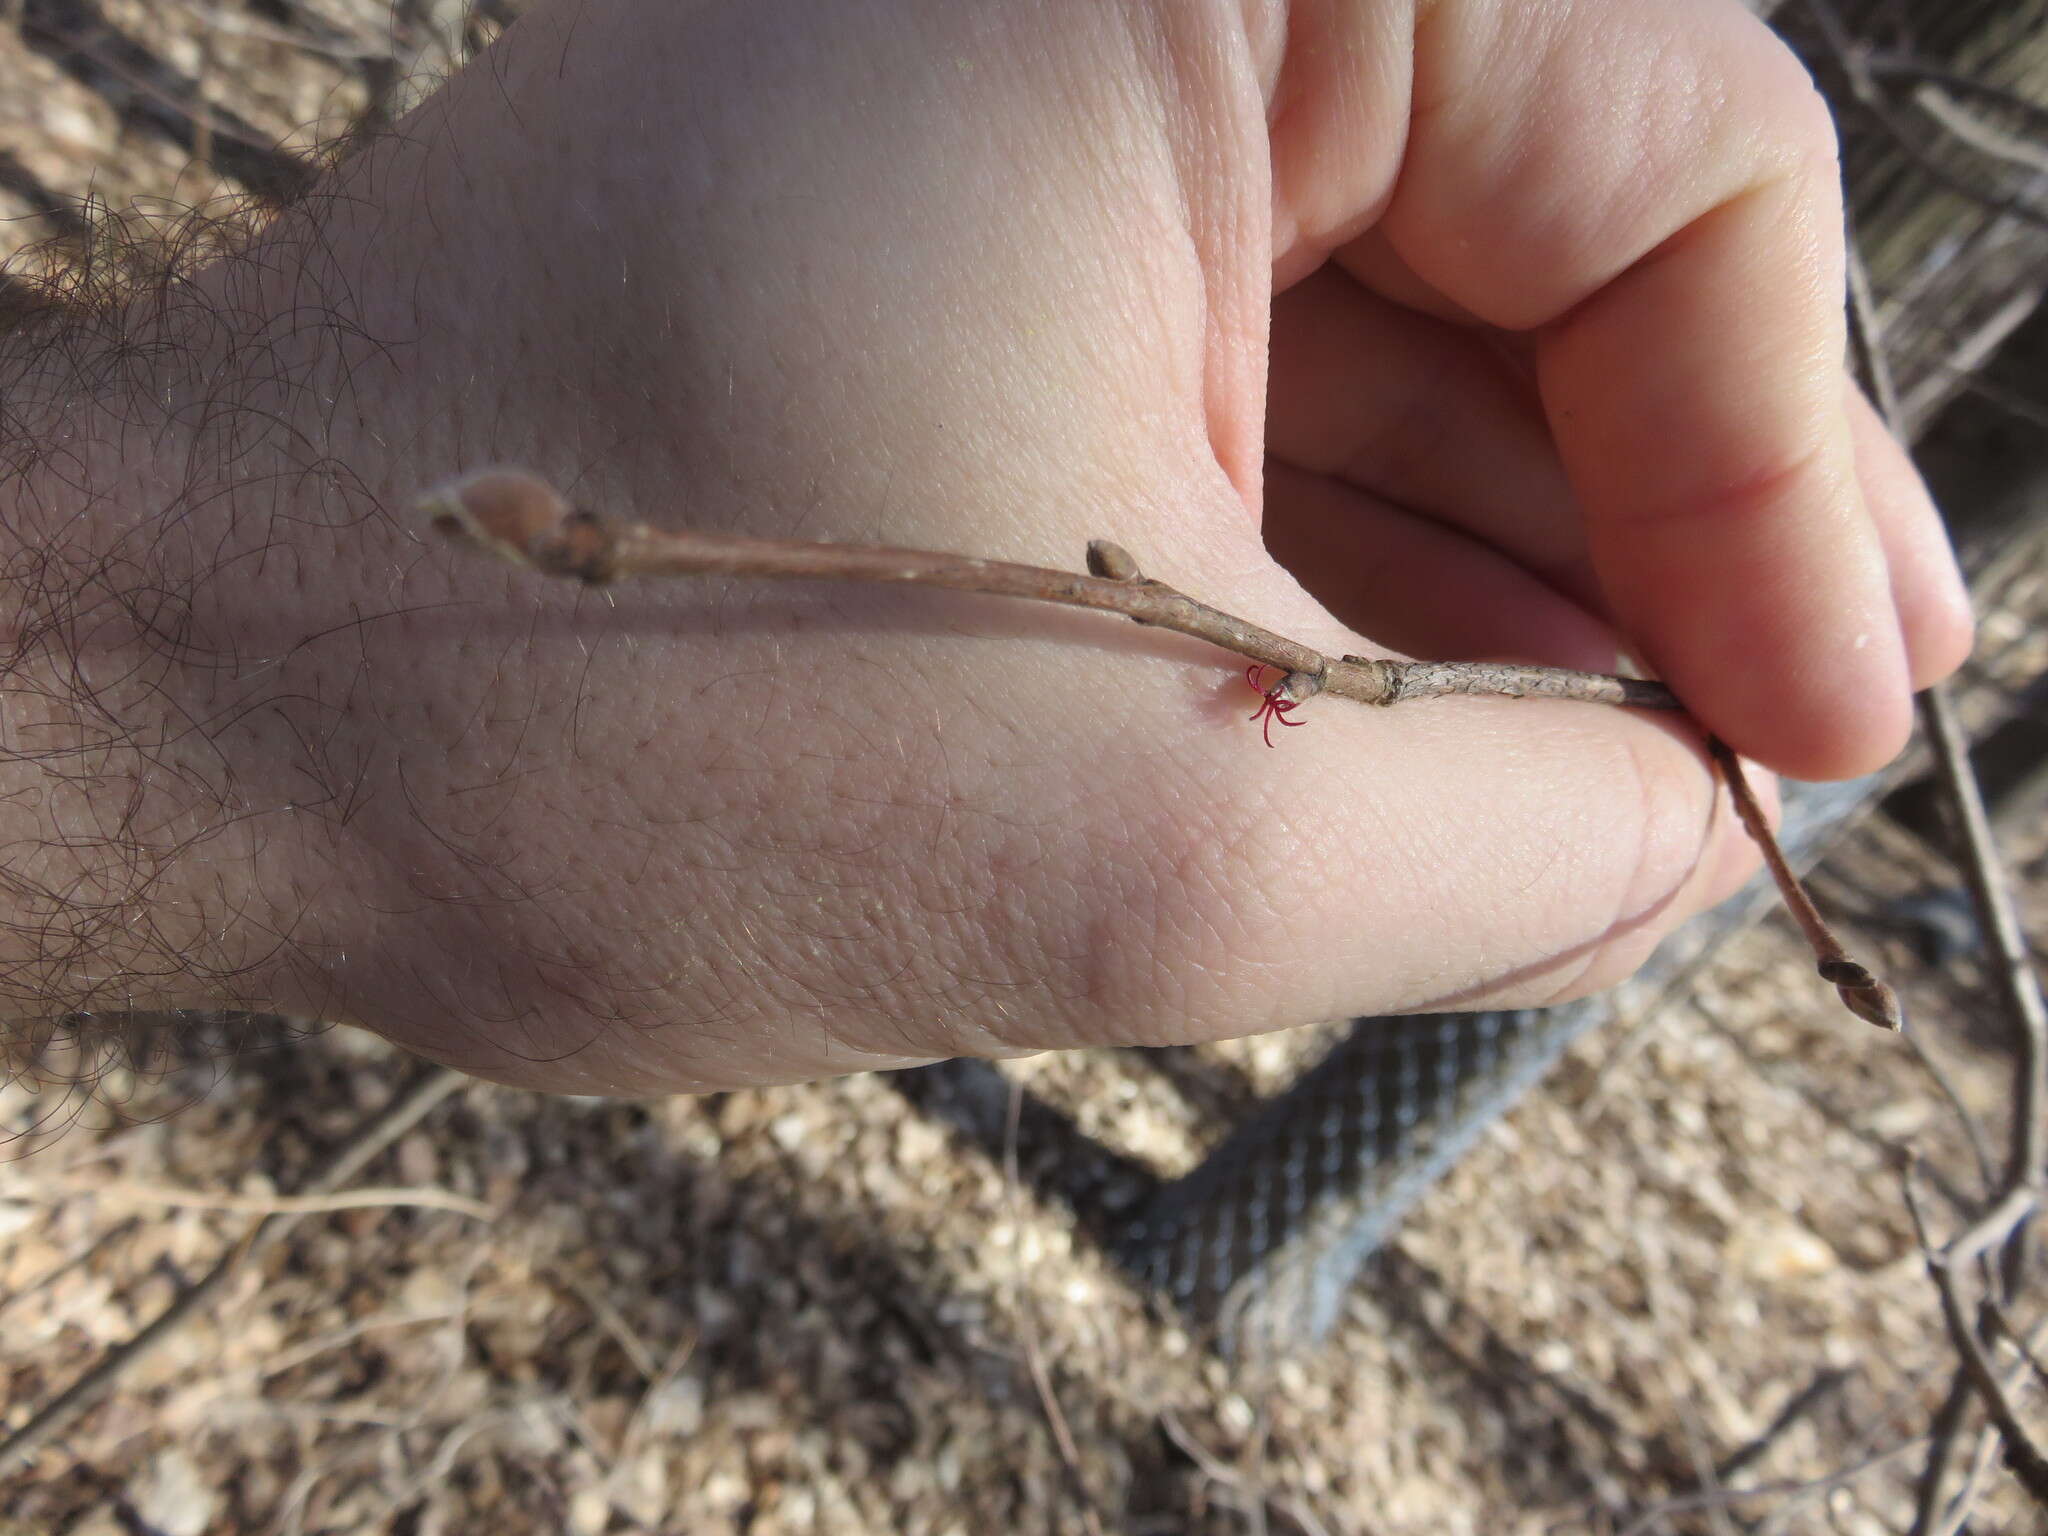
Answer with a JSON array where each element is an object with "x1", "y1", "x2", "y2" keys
[{"x1": 0, "y1": 188, "x2": 349, "y2": 1139}]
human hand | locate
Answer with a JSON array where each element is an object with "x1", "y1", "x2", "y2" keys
[{"x1": 75, "y1": 0, "x2": 1966, "y2": 1093}]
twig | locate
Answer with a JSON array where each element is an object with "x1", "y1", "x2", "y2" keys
[
  {"x1": 4, "y1": 1175, "x2": 494, "y2": 1220},
  {"x1": 554, "y1": 1266, "x2": 666, "y2": 1384},
  {"x1": 0, "y1": 1064, "x2": 466, "y2": 1474},
  {"x1": 0, "y1": 1216, "x2": 140, "y2": 1327},
  {"x1": 1845, "y1": 198, "x2": 2048, "y2": 1522},
  {"x1": 1903, "y1": 1170, "x2": 2048, "y2": 1505},
  {"x1": 1843, "y1": 207, "x2": 1904, "y2": 432},
  {"x1": 1909, "y1": 1373, "x2": 1976, "y2": 1536},
  {"x1": 1942, "y1": 1181, "x2": 2043, "y2": 1275},
  {"x1": 1713, "y1": 1366, "x2": 1854, "y2": 1486},
  {"x1": 169, "y1": 0, "x2": 390, "y2": 61},
  {"x1": 1861, "y1": 191, "x2": 2045, "y2": 1249},
  {"x1": 1990, "y1": 1297, "x2": 2048, "y2": 1389},
  {"x1": 1903, "y1": 1030, "x2": 2001, "y2": 1199},
  {"x1": 1846, "y1": 230, "x2": 2042, "y2": 1197},
  {"x1": 423, "y1": 470, "x2": 1895, "y2": 1033},
  {"x1": 615, "y1": 1331, "x2": 700, "y2": 1464},
  {"x1": 1614, "y1": 1436, "x2": 1930, "y2": 1536},
  {"x1": 1917, "y1": 1322, "x2": 2048, "y2": 1536},
  {"x1": 1919, "y1": 687, "x2": 2048, "y2": 1265},
  {"x1": 1911, "y1": 83, "x2": 2048, "y2": 180},
  {"x1": 1708, "y1": 740, "x2": 1903, "y2": 1030},
  {"x1": 1932, "y1": 1422, "x2": 2010, "y2": 1536},
  {"x1": 1798, "y1": 0, "x2": 2048, "y2": 233},
  {"x1": 1897, "y1": 286, "x2": 2044, "y2": 432},
  {"x1": 421, "y1": 468, "x2": 1680, "y2": 715},
  {"x1": 1672, "y1": 1380, "x2": 1741, "y2": 1536},
  {"x1": 1157, "y1": 1410, "x2": 1335, "y2": 1536},
  {"x1": 1957, "y1": 372, "x2": 2048, "y2": 435},
  {"x1": 1003, "y1": 1076, "x2": 1107, "y2": 1536},
  {"x1": 255, "y1": 1304, "x2": 474, "y2": 1382},
  {"x1": 1861, "y1": 53, "x2": 2048, "y2": 144}
]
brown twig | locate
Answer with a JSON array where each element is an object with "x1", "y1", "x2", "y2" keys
[
  {"x1": 1708, "y1": 739, "x2": 1903, "y2": 1030},
  {"x1": 1991, "y1": 1297, "x2": 2048, "y2": 1389},
  {"x1": 1860, "y1": 52, "x2": 2048, "y2": 143},
  {"x1": 1001, "y1": 1076, "x2": 1108, "y2": 1536},
  {"x1": 0, "y1": 1064, "x2": 467, "y2": 1475},
  {"x1": 1712, "y1": 1366, "x2": 1855, "y2": 1487},
  {"x1": 1844, "y1": 200, "x2": 2048, "y2": 1520},
  {"x1": 1799, "y1": 0, "x2": 2048, "y2": 233},
  {"x1": 1848, "y1": 221, "x2": 2045, "y2": 1265},
  {"x1": 1919, "y1": 688, "x2": 2048, "y2": 1260},
  {"x1": 1903, "y1": 1169, "x2": 2048, "y2": 1505},
  {"x1": 1157, "y1": 1410, "x2": 1334, "y2": 1536},
  {"x1": 1843, "y1": 204, "x2": 1905, "y2": 432},
  {"x1": 1904, "y1": 1029, "x2": 2002, "y2": 1199},
  {"x1": 1910, "y1": 1374, "x2": 1977, "y2": 1536},
  {"x1": 1932, "y1": 1422, "x2": 2011, "y2": 1536},
  {"x1": 1616, "y1": 1437, "x2": 1931, "y2": 1536},
  {"x1": 1910, "y1": 83, "x2": 2048, "y2": 180},
  {"x1": 2, "y1": 1175, "x2": 494, "y2": 1220},
  {"x1": 1899, "y1": 286, "x2": 2045, "y2": 432},
  {"x1": 420, "y1": 469, "x2": 1680, "y2": 715}
]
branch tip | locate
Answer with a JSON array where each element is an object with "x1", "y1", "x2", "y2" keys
[
  {"x1": 1838, "y1": 979, "x2": 1906, "y2": 1033},
  {"x1": 1708, "y1": 737, "x2": 1900, "y2": 1033}
]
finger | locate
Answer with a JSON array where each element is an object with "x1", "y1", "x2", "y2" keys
[
  {"x1": 1323, "y1": 229, "x2": 1485, "y2": 326},
  {"x1": 1266, "y1": 264, "x2": 1598, "y2": 609},
  {"x1": 1845, "y1": 385, "x2": 1975, "y2": 687},
  {"x1": 1281, "y1": 0, "x2": 1912, "y2": 778},
  {"x1": 1262, "y1": 459, "x2": 1622, "y2": 668},
  {"x1": 1531, "y1": 163, "x2": 1907, "y2": 781},
  {"x1": 1263, "y1": 200, "x2": 1982, "y2": 696}
]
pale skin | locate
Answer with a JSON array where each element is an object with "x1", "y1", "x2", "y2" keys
[{"x1": 0, "y1": 0, "x2": 1973, "y2": 1095}]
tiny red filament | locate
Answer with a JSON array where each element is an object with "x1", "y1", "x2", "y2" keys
[{"x1": 1245, "y1": 664, "x2": 1307, "y2": 748}]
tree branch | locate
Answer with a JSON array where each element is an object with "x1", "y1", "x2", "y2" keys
[
  {"x1": 1904, "y1": 1169, "x2": 2048, "y2": 1507},
  {"x1": 1843, "y1": 195, "x2": 2048, "y2": 1523},
  {"x1": 420, "y1": 468, "x2": 1680, "y2": 715}
]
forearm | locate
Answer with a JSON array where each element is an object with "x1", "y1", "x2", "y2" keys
[
  {"x1": 0, "y1": 214, "x2": 392, "y2": 1047},
  {"x1": 3, "y1": 82, "x2": 779, "y2": 1090},
  {"x1": 0, "y1": 284, "x2": 282, "y2": 1040}
]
